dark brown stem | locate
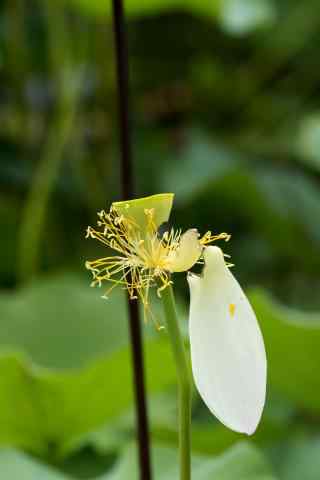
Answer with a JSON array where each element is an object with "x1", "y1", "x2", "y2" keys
[{"x1": 111, "y1": 1, "x2": 152, "y2": 479}]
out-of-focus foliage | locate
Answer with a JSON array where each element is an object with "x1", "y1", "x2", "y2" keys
[
  {"x1": 107, "y1": 442, "x2": 277, "y2": 480},
  {"x1": 0, "y1": 442, "x2": 277, "y2": 479},
  {"x1": 250, "y1": 289, "x2": 320, "y2": 412},
  {"x1": 0, "y1": 275, "x2": 179, "y2": 457},
  {"x1": 59, "y1": 0, "x2": 220, "y2": 18},
  {"x1": 1, "y1": 0, "x2": 320, "y2": 478}
]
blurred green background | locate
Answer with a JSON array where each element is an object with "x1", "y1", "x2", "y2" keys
[{"x1": 1, "y1": 0, "x2": 320, "y2": 478}]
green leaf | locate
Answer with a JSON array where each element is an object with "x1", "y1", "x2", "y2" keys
[
  {"x1": 0, "y1": 442, "x2": 277, "y2": 480},
  {"x1": 104, "y1": 441, "x2": 277, "y2": 480},
  {"x1": 0, "y1": 339, "x2": 176, "y2": 458},
  {"x1": 0, "y1": 449, "x2": 71, "y2": 479},
  {"x1": 194, "y1": 442, "x2": 276, "y2": 480},
  {"x1": 152, "y1": 413, "x2": 290, "y2": 457},
  {"x1": 249, "y1": 289, "x2": 320, "y2": 411},
  {"x1": 0, "y1": 274, "x2": 129, "y2": 369},
  {"x1": 0, "y1": 274, "x2": 178, "y2": 457},
  {"x1": 280, "y1": 436, "x2": 320, "y2": 480}
]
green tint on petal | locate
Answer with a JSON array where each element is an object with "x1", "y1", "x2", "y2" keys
[{"x1": 112, "y1": 193, "x2": 174, "y2": 232}]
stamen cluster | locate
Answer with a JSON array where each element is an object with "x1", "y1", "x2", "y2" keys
[{"x1": 86, "y1": 205, "x2": 229, "y2": 322}]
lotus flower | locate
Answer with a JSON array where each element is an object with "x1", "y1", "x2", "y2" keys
[{"x1": 85, "y1": 193, "x2": 267, "y2": 434}]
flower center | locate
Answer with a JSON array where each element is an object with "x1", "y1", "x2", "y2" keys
[{"x1": 85, "y1": 205, "x2": 230, "y2": 325}]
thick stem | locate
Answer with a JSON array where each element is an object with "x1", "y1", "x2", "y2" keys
[
  {"x1": 111, "y1": 1, "x2": 152, "y2": 479},
  {"x1": 161, "y1": 285, "x2": 191, "y2": 480}
]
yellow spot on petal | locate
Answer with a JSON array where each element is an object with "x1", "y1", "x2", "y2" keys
[{"x1": 229, "y1": 303, "x2": 236, "y2": 317}]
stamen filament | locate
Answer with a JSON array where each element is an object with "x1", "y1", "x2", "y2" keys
[{"x1": 86, "y1": 205, "x2": 230, "y2": 324}]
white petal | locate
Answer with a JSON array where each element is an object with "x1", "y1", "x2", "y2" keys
[
  {"x1": 188, "y1": 246, "x2": 267, "y2": 435},
  {"x1": 169, "y1": 229, "x2": 202, "y2": 273}
]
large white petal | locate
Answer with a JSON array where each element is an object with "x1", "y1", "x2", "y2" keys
[{"x1": 188, "y1": 246, "x2": 267, "y2": 435}]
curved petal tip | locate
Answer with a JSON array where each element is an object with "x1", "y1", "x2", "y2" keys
[{"x1": 188, "y1": 246, "x2": 267, "y2": 435}]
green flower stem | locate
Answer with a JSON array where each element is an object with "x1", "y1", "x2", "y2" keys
[{"x1": 161, "y1": 284, "x2": 191, "y2": 480}]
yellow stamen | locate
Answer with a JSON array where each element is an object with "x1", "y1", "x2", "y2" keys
[{"x1": 86, "y1": 204, "x2": 230, "y2": 325}]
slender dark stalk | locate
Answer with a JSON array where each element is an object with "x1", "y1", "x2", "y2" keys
[{"x1": 111, "y1": 1, "x2": 152, "y2": 479}]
